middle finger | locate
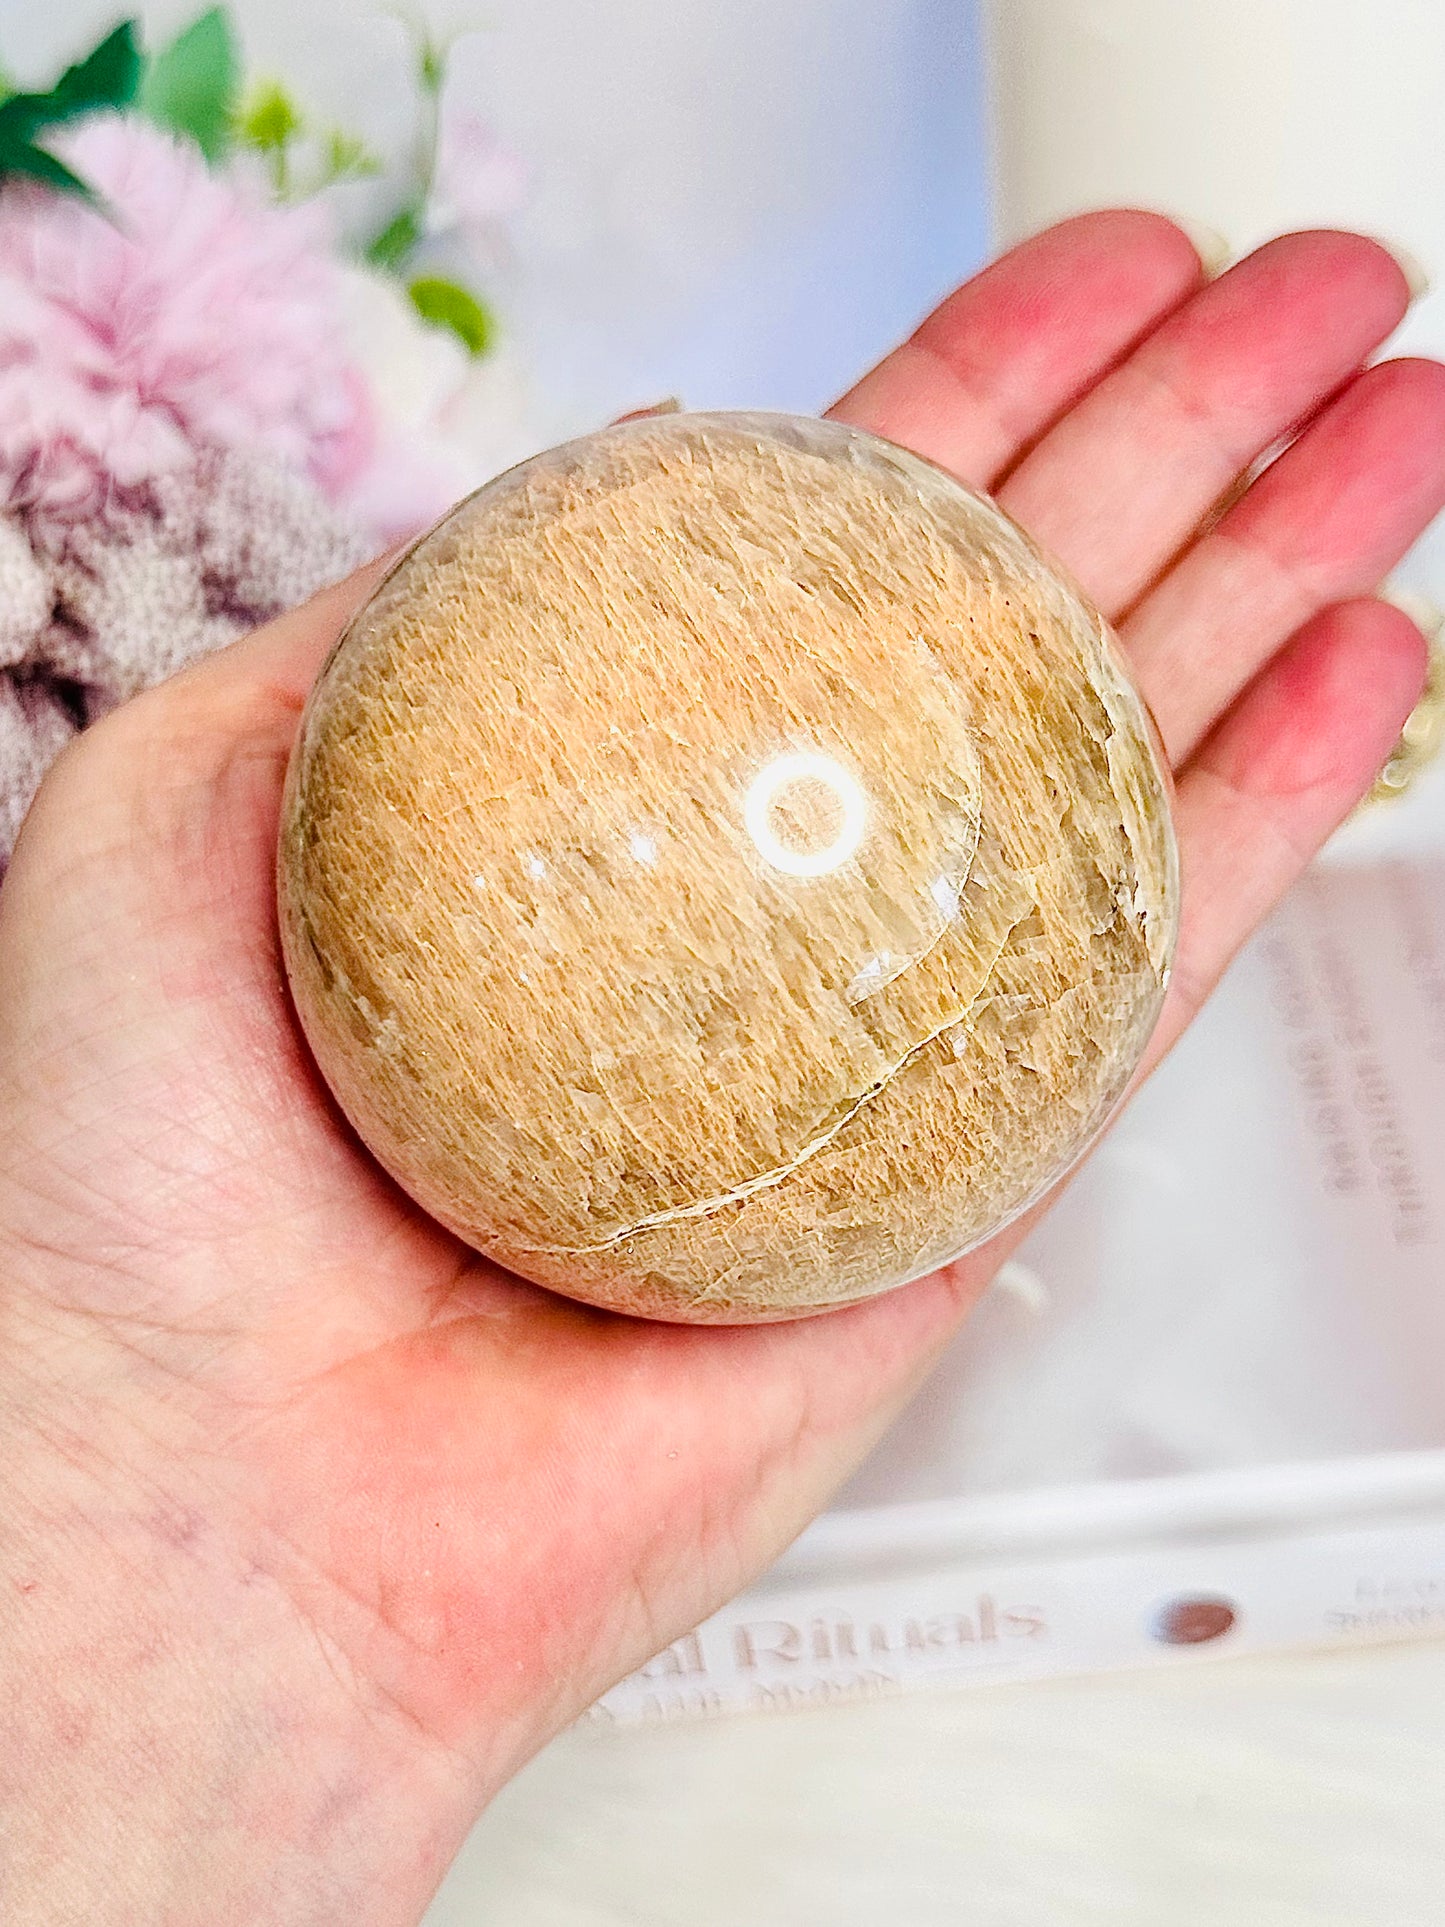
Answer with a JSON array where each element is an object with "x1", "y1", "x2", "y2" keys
[{"x1": 996, "y1": 229, "x2": 1417, "y2": 618}]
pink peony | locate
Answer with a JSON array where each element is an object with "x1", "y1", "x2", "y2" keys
[{"x1": 0, "y1": 115, "x2": 376, "y2": 534}]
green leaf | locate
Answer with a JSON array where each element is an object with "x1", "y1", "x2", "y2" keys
[
  {"x1": 139, "y1": 8, "x2": 239, "y2": 161},
  {"x1": 236, "y1": 77, "x2": 302, "y2": 153},
  {"x1": 407, "y1": 274, "x2": 495, "y2": 357},
  {"x1": 319, "y1": 126, "x2": 382, "y2": 186},
  {"x1": 49, "y1": 20, "x2": 142, "y2": 118},
  {"x1": 365, "y1": 199, "x2": 423, "y2": 271},
  {"x1": 0, "y1": 20, "x2": 142, "y2": 144},
  {"x1": 0, "y1": 138, "x2": 98, "y2": 202},
  {"x1": 0, "y1": 21, "x2": 143, "y2": 206}
]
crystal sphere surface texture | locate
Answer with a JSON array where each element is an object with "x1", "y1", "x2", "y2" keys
[{"x1": 278, "y1": 412, "x2": 1178, "y2": 1322}]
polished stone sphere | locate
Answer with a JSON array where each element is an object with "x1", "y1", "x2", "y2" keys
[{"x1": 278, "y1": 412, "x2": 1177, "y2": 1321}]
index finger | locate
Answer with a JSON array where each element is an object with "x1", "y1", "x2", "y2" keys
[{"x1": 829, "y1": 207, "x2": 1211, "y2": 485}]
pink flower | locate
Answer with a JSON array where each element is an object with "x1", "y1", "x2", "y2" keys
[
  {"x1": 429, "y1": 111, "x2": 526, "y2": 263},
  {"x1": 0, "y1": 116, "x2": 374, "y2": 533}
]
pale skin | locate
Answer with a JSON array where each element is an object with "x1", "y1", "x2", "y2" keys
[{"x1": 2, "y1": 212, "x2": 1444, "y2": 1923}]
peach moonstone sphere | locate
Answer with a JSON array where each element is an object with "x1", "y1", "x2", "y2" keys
[{"x1": 278, "y1": 412, "x2": 1178, "y2": 1322}]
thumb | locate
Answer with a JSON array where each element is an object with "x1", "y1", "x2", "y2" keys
[{"x1": 0, "y1": 556, "x2": 395, "y2": 1084}]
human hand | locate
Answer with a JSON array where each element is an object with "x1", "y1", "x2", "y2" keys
[{"x1": 2, "y1": 213, "x2": 1442, "y2": 1925}]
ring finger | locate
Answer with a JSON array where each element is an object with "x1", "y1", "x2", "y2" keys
[{"x1": 1124, "y1": 355, "x2": 1445, "y2": 761}]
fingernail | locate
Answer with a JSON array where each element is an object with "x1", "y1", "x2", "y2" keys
[
  {"x1": 1381, "y1": 583, "x2": 1445, "y2": 640},
  {"x1": 611, "y1": 397, "x2": 685, "y2": 424},
  {"x1": 1171, "y1": 216, "x2": 1232, "y2": 280},
  {"x1": 992, "y1": 1261, "x2": 1050, "y2": 1316},
  {"x1": 1367, "y1": 607, "x2": 1445, "y2": 805},
  {"x1": 1373, "y1": 236, "x2": 1432, "y2": 302}
]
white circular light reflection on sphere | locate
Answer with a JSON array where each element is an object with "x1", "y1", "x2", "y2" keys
[
  {"x1": 278, "y1": 412, "x2": 1178, "y2": 1323},
  {"x1": 743, "y1": 751, "x2": 870, "y2": 879}
]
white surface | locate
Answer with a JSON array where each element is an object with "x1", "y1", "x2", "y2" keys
[{"x1": 429, "y1": 1640, "x2": 1445, "y2": 1925}]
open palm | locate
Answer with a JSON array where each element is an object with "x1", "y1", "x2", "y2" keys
[{"x1": 3, "y1": 213, "x2": 1443, "y2": 1924}]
